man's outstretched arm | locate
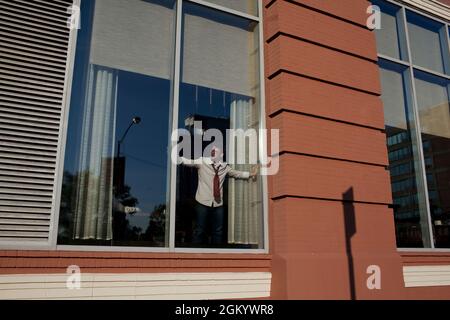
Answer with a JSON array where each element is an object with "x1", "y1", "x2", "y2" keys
[
  {"x1": 228, "y1": 165, "x2": 258, "y2": 180},
  {"x1": 178, "y1": 157, "x2": 202, "y2": 168}
]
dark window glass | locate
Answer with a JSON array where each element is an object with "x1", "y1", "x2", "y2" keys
[
  {"x1": 58, "y1": 0, "x2": 176, "y2": 247},
  {"x1": 175, "y1": 3, "x2": 263, "y2": 249},
  {"x1": 379, "y1": 59, "x2": 432, "y2": 248},
  {"x1": 414, "y1": 70, "x2": 450, "y2": 248}
]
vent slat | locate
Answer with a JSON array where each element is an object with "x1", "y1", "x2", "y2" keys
[
  {"x1": 0, "y1": 113, "x2": 61, "y2": 128},
  {"x1": 0, "y1": 41, "x2": 68, "y2": 60},
  {"x1": 0, "y1": 170, "x2": 55, "y2": 180},
  {"x1": 0, "y1": 231, "x2": 49, "y2": 238},
  {"x1": 0, "y1": 218, "x2": 50, "y2": 226},
  {"x1": 0, "y1": 72, "x2": 65, "y2": 91},
  {"x1": 0, "y1": 153, "x2": 56, "y2": 164},
  {"x1": 0, "y1": 95, "x2": 64, "y2": 110},
  {"x1": 0, "y1": 129, "x2": 59, "y2": 142},
  {"x1": 0, "y1": 58, "x2": 66, "y2": 76},
  {"x1": 0, "y1": 47, "x2": 67, "y2": 68},
  {"x1": 0, "y1": 4, "x2": 70, "y2": 29},
  {"x1": 0, "y1": 175, "x2": 55, "y2": 186},
  {"x1": 0, "y1": 0, "x2": 70, "y2": 243},
  {"x1": 0, "y1": 30, "x2": 68, "y2": 51},
  {"x1": 0, "y1": 140, "x2": 58, "y2": 152},
  {"x1": 0, "y1": 188, "x2": 53, "y2": 197},
  {"x1": 0, "y1": 122, "x2": 60, "y2": 135},
  {"x1": 0, "y1": 225, "x2": 50, "y2": 232},
  {"x1": 0, "y1": 135, "x2": 58, "y2": 148},
  {"x1": 0, "y1": 22, "x2": 69, "y2": 44},
  {"x1": 0, "y1": 206, "x2": 52, "y2": 214},
  {"x1": 0, "y1": 194, "x2": 53, "y2": 202},
  {"x1": 0, "y1": 36, "x2": 68, "y2": 55},
  {"x1": 0, "y1": 212, "x2": 51, "y2": 220},
  {"x1": 0, "y1": 200, "x2": 52, "y2": 208},
  {"x1": 0, "y1": 111, "x2": 61, "y2": 125},
  {"x1": 0, "y1": 106, "x2": 61, "y2": 120},
  {"x1": 0, "y1": 0, "x2": 71, "y2": 21}
]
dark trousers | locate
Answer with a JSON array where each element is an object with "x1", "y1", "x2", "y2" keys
[{"x1": 193, "y1": 202, "x2": 224, "y2": 245}]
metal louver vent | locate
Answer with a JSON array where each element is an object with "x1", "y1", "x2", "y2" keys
[{"x1": 0, "y1": 0, "x2": 73, "y2": 244}]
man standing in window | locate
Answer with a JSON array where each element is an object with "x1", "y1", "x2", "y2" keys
[{"x1": 179, "y1": 146, "x2": 258, "y2": 245}]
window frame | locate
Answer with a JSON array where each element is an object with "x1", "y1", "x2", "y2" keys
[
  {"x1": 46, "y1": 0, "x2": 269, "y2": 254},
  {"x1": 375, "y1": 0, "x2": 450, "y2": 251}
]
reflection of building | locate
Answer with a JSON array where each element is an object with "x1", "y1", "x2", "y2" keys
[
  {"x1": 386, "y1": 126, "x2": 423, "y2": 247},
  {"x1": 113, "y1": 156, "x2": 126, "y2": 196},
  {"x1": 419, "y1": 103, "x2": 450, "y2": 246},
  {"x1": 386, "y1": 102, "x2": 450, "y2": 247}
]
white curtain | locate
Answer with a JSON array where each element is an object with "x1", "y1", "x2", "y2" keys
[
  {"x1": 228, "y1": 98, "x2": 260, "y2": 245},
  {"x1": 73, "y1": 65, "x2": 118, "y2": 240}
]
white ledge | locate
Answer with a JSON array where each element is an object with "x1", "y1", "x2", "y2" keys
[
  {"x1": 0, "y1": 272, "x2": 272, "y2": 300},
  {"x1": 403, "y1": 265, "x2": 450, "y2": 287}
]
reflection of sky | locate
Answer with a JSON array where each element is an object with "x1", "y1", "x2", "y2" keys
[
  {"x1": 63, "y1": 0, "x2": 94, "y2": 175},
  {"x1": 116, "y1": 71, "x2": 170, "y2": 230}
]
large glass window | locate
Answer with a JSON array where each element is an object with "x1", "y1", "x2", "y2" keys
[
  {"x1": 414, "y1": 71, "x2": 450, "y2": 248},
  {"x1": 58, "y1": 0, "x2": 176, "y2": 247},
  {"x1": 374, "y1": 0, "x2": 450, "y2": 249},
  {"x1": 379, "y1": 60, "x2": 431, "y2": 247},
  {"x1": 373, "y1": 0, "x2": 408, "y2": 61},
  {"x1": 58, "y1": 0, "x2": 265, "y2": 251},
  {"x1": 406, "y1": 10, "x2": 448, "y2": 74},
  {"x1": 175, "y1": 2, "x2": 263, "y2": 249}
]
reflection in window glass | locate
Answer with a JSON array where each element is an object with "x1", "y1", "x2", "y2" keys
[
  {"x1": 379, "y1": 60, "x2": 431, "y2": 248},
  {"x1": 414, "y1": 71, "x2": 450, "y2": 248},
  {"x1": 175, "y1": 3, "x2": 263, "y2": 249},
  {"x1": 373, "y1": 0, "x2": 406, "y2": 60},
  {"x1": 58, "y1": 0, "x2": 176, "y2": 247},
  {"x1": 204, "y1": 0, "x2": 258, "y2": 16},
  {"x1": 407, "y1": 11, "x2": 446, "y2": 73}
]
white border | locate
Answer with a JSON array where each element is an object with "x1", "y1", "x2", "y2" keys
[{"x1": 48, "y1": 0, "x2": 81, "y2": 250}]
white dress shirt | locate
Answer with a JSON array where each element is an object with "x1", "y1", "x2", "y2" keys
[{"x1": 179, "y1": 157, "x2": 250, "y2": 207}]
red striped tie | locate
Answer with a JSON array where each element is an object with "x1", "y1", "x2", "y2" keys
[{"x1": 212, "y1": 164, "x2": 221, "y2": 203}]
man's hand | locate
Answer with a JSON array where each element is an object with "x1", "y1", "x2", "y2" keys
[{"x1": 250, "y1": 164, "x2": 260, "y2": 180}]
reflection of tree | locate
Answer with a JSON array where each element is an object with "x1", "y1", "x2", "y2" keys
[
  {"x1": 145, "y1": 204, "x2": 166, "y2": 244},
  {"x1": 60, "y1": 170, "x2": 167, "y2": 245},
  {"x1": 114, "y1": 184, "x2": 138, "y2": 208},
  {"x1": 58, "y1": 171, "x2": 76, "y2": 242}
]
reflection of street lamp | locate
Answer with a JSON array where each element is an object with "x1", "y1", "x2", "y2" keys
[
  {"x1": 117, "y1": 116, "x2": 141, "y2": 158},
  {"x1": 114, "y1": 116, "x2": 141, "y2": 199}
]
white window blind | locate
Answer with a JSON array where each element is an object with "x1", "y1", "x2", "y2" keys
[
  {"x1": 89, "y1": 0, "x2": 175, "y2": 80},
  {"x1": 203, "y1": 0, "x2": 258, "y2": 16},
  {"x1": 182, "y1": 10, "x2": 258, "y2": 97}
]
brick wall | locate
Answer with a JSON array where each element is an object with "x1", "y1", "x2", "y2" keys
[{"x1": 264, "y1": 0, "x2": 406, "y2": 299}]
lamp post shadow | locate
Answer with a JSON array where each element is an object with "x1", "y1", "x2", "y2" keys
[{"x1": 343, "y1": 187, "x2": 356, "y2": 300}]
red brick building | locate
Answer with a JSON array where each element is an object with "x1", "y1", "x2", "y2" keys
[{"x1": 0, "y1": 0, "x2": 449, "y2": 299}]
